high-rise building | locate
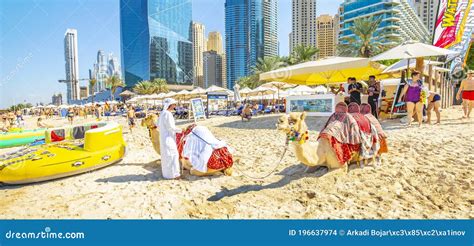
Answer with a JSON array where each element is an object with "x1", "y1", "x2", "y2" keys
[
  {"x1": 207, "y1": 31, "x2": 224, "y2": 54},
  {"x1": 413, "y1": 0, "x2": 439, "y2": 35},
  {"x1": 339, "y1": 0, "x2": 430, "y2": 45},
  {"x1": 120, "y1": 0, "x2": 193, "y2": 90},
  {"x1": 290, "y1": 0, "x2": 317, "y2": 55},
  {"x1": 79, "y1": 86, "x2": 89, "y2": 99},
  {"x1": 63, "y1": 28, "x2": 80, "y2": 104},
  {"x1": 90, "y1": 51, "x2": 122, "y2": 94},
  {"x1": 316, "y1": 15, "x2": 337, "y2": 58},
  {"x1": 225, "y1": 0, "x2": 278, "y2": 90},
  {"x1": 191, "y1": 22, "x2": 206, "y2": 88},
  {"x1": 51, "y1": 93, "x2": 63, "y2": 106},
  {"x1": 203, "y1": 50, "x2": 225, "y2": 89}
]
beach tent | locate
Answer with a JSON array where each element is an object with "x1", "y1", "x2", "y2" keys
[
  {"x1": 260, "y1": 57, "x2": 388, "y2": 85},
  {"x1": 314, "y1": 85, "x2": 328, "y2": 94},
  {"x1": 190, "y1": 87, "x2": 206, "y2": 95}
]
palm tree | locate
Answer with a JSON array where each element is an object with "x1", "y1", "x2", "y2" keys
[
  {"x1": 133, "y1": 81, "x2": 155, "y2": 95},
  {"x1": 106, "y1": 75, "x2": 125, "y2": 100},
  {"x1": 89, "y1": 78, "x2": 97, "y2": 103},
  {"x1": 253, "y1": 56, "x2": 286, "y2": 74},
  {"x1": 237, "y1": 74, "x2": 260, "y2": 89},
  {"x1": 151, "y1": 78, "x2": 169, "y2": 93},
  {"x1": 291, "y1": 45, "x2": 319, "y2": 63},
  {"x1": 338, "y1": 16, "x2": 401, "y2": 57}
]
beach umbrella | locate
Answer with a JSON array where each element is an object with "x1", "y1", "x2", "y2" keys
[
  {"x1": 287, "y1": 85, "x2": 316, "y2": 96},
  {"x1": 206, "y1": 85, "x2": 228, "y2": 93},
  {"x1": 189, "y1": 87, "x2": 206, "y2": 95},
  {"x1": 314, "y1": 85, "x2": 328, "y2": 94},
  {"x1": 371, "y1": 41, "x2": 457, "y2": 77},
  {"x1": 164, "y1": 91, "x2": 177, "y2": 98},
  {"x1": 233, "y1": 84, "x2": 242, "y2": 102},
  {"x1": 119, "y1": 90, "x2": 135, "y2": 96},
  {"x1": 382, "y1": 59, "x2": 444, "y2": 75},
  {"x1": 371, "y1": 41, "x2": 458, "y2": 61},
  {"x1": 260, "y1": 57, "x2": 388, "y2": 85},
  {"x1": 260, "y1": 82, "x2": 294, "y2": 111}
]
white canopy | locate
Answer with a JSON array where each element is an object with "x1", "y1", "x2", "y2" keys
[
  {"x1": 383, "y1": 59, "x2": 444, "y2": 74},
  {"x1": 164, "y1": 91, "x2": 177, "y2": 98},
  {"x1": 206, "y1": 85, "x2": 228, "y2": 93},
  {"x1": 260, "y1": 81, "x2": 294, "y2": 89},
  {"x1": 371, "y1": 41, "x2": 458, "y2": 61},
  {"x1": 287, "y1": 85, "x2": 316, "y2": 96},
  {"x1": 249, "y1": 86, "x2": 277, "y2": 96},
  {"x1": 189, "y1": 87, "x2": 206, "y2": 95}
]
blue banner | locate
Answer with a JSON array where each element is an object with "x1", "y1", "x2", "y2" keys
[{"x1": 0, "y1": 220, "x2": 472, "y2": 245}]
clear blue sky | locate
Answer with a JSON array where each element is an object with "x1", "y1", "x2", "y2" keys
[{"x1": 0, "y1": 0, "x2": 342, "y2": 108}]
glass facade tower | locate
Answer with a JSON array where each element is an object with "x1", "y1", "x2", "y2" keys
[
  {"x1": 225, "y1": 0, "x2": 278, "y2": 90},
  {"x1": 120, "y1": 0, "x2": 193, "y2": 88}
]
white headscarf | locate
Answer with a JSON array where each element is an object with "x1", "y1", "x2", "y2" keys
[{"x1": 162, "y1": 98, "x2": 177, "y2": 111}]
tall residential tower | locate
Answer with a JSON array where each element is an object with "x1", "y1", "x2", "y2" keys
[
  {"x1": 225, "y1": 0, "x2": 278, "y2": 90},
  {"x1": 316, "y1": 15, "x2": 337, "y2": 58},
  {"x1": 191, "y1": 22, "x2": 206, "y2": 88},
  {"x1": 290, "y1": 0, "x2": 317, "y2": 55},
  {"x1": 64, "y1": 28, "x2": 80, "y2": 104}
]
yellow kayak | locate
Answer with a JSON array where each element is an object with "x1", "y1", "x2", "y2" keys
[{"x1": 0, "y1": 122, "x2": 126, "y2": 185}]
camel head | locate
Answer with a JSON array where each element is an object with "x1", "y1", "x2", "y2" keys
[
  {"x1": 141, "y1": 114, "x2": 158, "y2": 129},
  {"x1": 276, "y1": 112, "x2": 309, "y2": 144}
]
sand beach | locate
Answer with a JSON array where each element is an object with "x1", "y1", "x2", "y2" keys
[{"x1": 0, "y1": 107, "x2": 473, "y2": 219}]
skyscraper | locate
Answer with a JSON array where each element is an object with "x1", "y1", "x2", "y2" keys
[
  {"x1": 191, "y1": 22, "x2": 206, "y2": 88},
  {"x1": 120, "y1": 0, "x2": 193, "y2": 90},
  {"x1": 413, "y1": 0, "x2": 439, "y2": 35},
  {"x1": 207, "y1": 31, "x2": 224, "y2": 54},
  {"x1": 339, "y1": 0, "x2": 430, "y2": 45},
  {"x1": 225, "y1": 0, "x2": 278, "y2": 90},
  {"x1": 316, "y1": 15, "x2": 337, "y2": 58},
  {"x1": 290, "y1": 0, "x2": 317, "y2": 55},
  {"x1": 203, "y1": 50, "x2": 225, "y2": 89},
  {"x1": 91, "y1": 50, "x2": 122, "y2": 94},
  {"x1": 63, "y1": 28, "x2": 80, "y2": 104}
]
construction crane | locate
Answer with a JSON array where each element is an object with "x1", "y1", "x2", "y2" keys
[{"x1": 58, "y1": 78, "x2": 90, "y2": 83}]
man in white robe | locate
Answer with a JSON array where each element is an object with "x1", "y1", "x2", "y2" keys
[{"x1": 158, "y1": 98, "x2": 182, "y2": 179}]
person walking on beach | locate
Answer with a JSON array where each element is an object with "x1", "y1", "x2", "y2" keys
[
  {"x1": 67, "y1": 107, "x2": 74, "y2": 124},
  {"x1": 348, "y1": 77, "x2": 363, "y2": 105},
  {"x1": 399, "y1": 71, "x2": 424, "y2": 127},
  {"x1": 158, "y1": 98, "x2": 182, "y2": 180},
  {"x1": 127, "y1": 106, "x2": 136, "y2": 133},
  {"x1": 456, "y1": 70, "x2": 474, "y2": 119},
  {"x1": 427, "y1": 91, "x2": 441, "y2": 124},
  {"x1": 367, "y1": 75, "x2": 381, "y2": 118}
]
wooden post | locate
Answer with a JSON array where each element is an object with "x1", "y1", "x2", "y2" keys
[
  {"x1": 416, "y1": 57, "x2": 424, "y2": 74},
  {"x1": 440, "y1": 73, "x2": 446, "y2": 108},
  {"x1": 427, "y1": 65, "x2": 433, "y2": 91},
  {"x1": 434, "y1": 71, "x2": 439, "y2": 93}
]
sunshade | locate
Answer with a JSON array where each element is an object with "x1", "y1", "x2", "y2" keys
[
  {"x1": 260, "y1": 81, "x2": 295, "y2": 89},
  {"x1": 119, "y1": 90, "x2": 135, "y2": 96},
  {"x1": 382, "y1": 59, "x2": 444, "y2": 74},
  {"x1": 248, "y1": 86, "x2": 277, "y2": 96},
  {"x1": 260, "y1": 57, "x2": 387, "y2": 85},
  {"x1": 371, "y1": 41, "x2": 458, "y2": 61},
  {"x1": 189, "y1": 87, "x2": 206, "y2": 95},
  {"x1": 206, "y1": 85, "x2": 228, "y2": 93},
  {"x1": 287, "y1": 85, "x2": 316, "y2": 96}
]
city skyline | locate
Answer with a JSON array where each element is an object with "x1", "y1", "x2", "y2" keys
[{"x1": 0, "y1": 0, "x2": 342, "y2": 108}]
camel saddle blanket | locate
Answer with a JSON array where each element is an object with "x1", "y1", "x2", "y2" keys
[{"x1": 177, "y1": 125, "x2": 233, "y2": 172}]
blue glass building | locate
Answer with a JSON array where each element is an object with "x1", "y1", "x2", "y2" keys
[
  {"x1": 225, "y1": 0, "x2": 278, "y2": 90},
  {"x1": 339, "y1": 0, "x2": 429, "y2": 45},
  {"x1": 120, "y1": 0, "x2": 193, "y2": 88}
]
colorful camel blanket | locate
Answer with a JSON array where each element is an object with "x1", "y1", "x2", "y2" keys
[
  {"x1": 360, "y1": 103, "x2": 388, "y2": 154},
  {"x1": 319, "y1": 102, "x2": 362, "y2": 164},
  {"x1": 177, "y1": 124, "x2": 233, "y2": 172},
  {"x1": 348, "y1": 103, "x2": 380, "y2": 159}
]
